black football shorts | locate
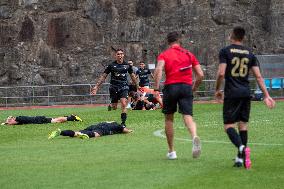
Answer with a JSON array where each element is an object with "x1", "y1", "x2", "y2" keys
[
  {"x1": 162, "y1": 83, "x2": 193, "y2": 115},
  {"x1": 109, "y1": 85, "x2": 129, "y2": 103},
  {"x1": 223, "y1": 97, "x2": 251, "y2": 124}
]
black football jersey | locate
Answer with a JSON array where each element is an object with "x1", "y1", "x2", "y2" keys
[
  {"x1": 15, "y1": 116, "x2": 51, "y2": 124},
  {"x1": 136, "y1": 68, "x2": 151, "y2": 86},
  {"x1": 219, "y1": 44, "x2": 258, "y2": 98},
  {"x1": 104, "y1": 61, "x2": 133, "y2": 86},
  {"x1": 84, "y1": 122, "x2": 124, "y2": 136}
]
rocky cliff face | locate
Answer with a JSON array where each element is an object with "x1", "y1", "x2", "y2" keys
[{"x1": 0, "y1": 0, "x2": 283, "y2": 86}]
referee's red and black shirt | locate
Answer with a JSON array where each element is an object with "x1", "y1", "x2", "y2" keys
[{"x1": 157, "y1": 44, "x2": 199, "y2": 85}]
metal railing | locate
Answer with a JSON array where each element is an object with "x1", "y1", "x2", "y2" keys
[
  {"x1": 0, "y1": 83, "x2": 110, "y2": 107},
  {"x1": 0, "y1": 79, "x2": 282, "y2": 107}
]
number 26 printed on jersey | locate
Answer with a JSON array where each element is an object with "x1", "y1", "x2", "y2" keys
[{"x1": 231, "y1": 57, "x2": 249, "y2": 77}]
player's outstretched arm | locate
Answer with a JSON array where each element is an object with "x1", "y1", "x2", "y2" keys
[
  {"x1": 91, "y1": 73, "x2": 108, "y2": 95},
  {"x1": 251, "y1": 66, "x2": 276, "y2": 109}
]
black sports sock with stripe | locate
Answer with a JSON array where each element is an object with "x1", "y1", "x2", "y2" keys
[
  {"x1": 121, "y1": 113, "x2": 127, "y2": 125},
  {"x1": 239, "y1": 130, "x2": 248, "y2": 147},
  {"x1": 226, "y1": 127, "x2": 242, "y2": 148},
  {"x1": 61, "y1": 130, "x2": 75, "y2": 137},
  {"x1": 66, "y1": 115, "x2": 75, "y2": 121}
]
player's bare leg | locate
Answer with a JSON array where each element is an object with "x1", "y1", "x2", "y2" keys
[
  {"x1": 51, "y1": 117, "x2": 67, "y2": 123},
  {"x1": 165, "y1": 114, "x2": 174, "y2": 152},
  {"x1": 51, "y1": 115, "x2": 82, "y2": 123},
  {"x1": 183, "y1": 115, "x2": 197, "y2": 138},
  {"x1": 164, "y1": 115, "x2": 177, "y2": 160},
  {"x1": 165, "y1": 113, "x2": 177, "y2": 159},
  {"x1": 183, "y1": 115, "x2": 201, "y2": 158}
]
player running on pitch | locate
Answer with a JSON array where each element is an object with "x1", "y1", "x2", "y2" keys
[
  {"x1": 215, "y1": 26, "x2": 275, "y2": 169},
  {"x1": 91, "y1": 49, "x2": 138, "y2": 127},
  {"x1": 154, "y1": 31, "x2": 204, "y2": 160}
]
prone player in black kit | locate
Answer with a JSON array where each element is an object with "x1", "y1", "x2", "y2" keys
[
  {"x1": 48, "y1": 121, "x2": 133, "y2": 139},
  {"x1": 2, "y1": 114, "x2": 82, "y2": 125},
  {"x1": 91, "y1": 49, "x2": 139, "y2": 127},
  {"x1": 215, "y1": 27, "x2": 275, "y2": 169}
]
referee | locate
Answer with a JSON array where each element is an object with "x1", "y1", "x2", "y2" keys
[{"x1": 154, "y1": 31, "x2": 204, "y2": 160}]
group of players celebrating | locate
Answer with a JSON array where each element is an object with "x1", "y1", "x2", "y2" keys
[
  {"x1": 2, "y1": 26, "x2": 276, "y2": 170},
  {"x1": 91, "y1": 26, "x2": 275, "y2": 169}
]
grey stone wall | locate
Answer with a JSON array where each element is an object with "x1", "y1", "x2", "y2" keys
[{"x1": 0, "y1": 0, "x2": 283, "y2": 87}]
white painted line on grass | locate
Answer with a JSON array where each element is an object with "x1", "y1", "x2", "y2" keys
[
  {"x1": 198, "y1": 119, "x2": 271, "y2": 128},
  {"x1": 153, "y1": 129, "x2": 284, "y2": 146}
]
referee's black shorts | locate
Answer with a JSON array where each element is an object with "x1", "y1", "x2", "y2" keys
[
  {"x1": 162, "y1": 83, "x2": 193, "y2": 115},
  {"x1": 223, "y1": 97, "x2": 251, "y2": 124}
]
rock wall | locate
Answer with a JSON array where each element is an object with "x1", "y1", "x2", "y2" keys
[{"x1": 0, "y1": 0, "x2": 283, "y2": 86}]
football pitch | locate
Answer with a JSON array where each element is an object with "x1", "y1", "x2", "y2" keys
[{"x1": 0, "y1": 101, "x2": 283, "y2": 189}]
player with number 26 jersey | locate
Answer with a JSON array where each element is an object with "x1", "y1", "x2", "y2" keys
[
  {"x1": 215, "y1": 27, "x2": 275, "y2": 169},
  {"x1": 219, "y1": 44, "x2": 258, "y2": 98}
]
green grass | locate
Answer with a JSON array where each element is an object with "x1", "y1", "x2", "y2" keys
[{"x1": 0, "y1": 102, "x2": 284, "y2": 189}]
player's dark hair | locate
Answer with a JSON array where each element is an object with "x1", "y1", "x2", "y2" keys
[
  {"x1": 116, "y1": 48, "x2": 124, "y2": 53},
  {"x1": 167, "y1": 31, "x2": 181, "y2": 44},
  {"x1": 232, "y1": 27, "x2": 245, "y2": 41}
]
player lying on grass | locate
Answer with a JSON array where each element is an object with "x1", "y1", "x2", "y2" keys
[
  {"x1": 48, "y1": 121, "x2": 133, "y2": 139},
  {"x1": 1, "y1": 114, "x2": 82, "y2": 125},
  {"x1": 129, "y1": 91, "x2": 157, "y2": 110},
  {"x1": 139, "y1": 87, "x2": 163, "y2": 108},
  {"x1": 129, "y1": 88, "x2": 163, "y2": 110}
]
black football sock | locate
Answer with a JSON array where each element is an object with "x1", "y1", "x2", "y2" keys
[
  {"x1": 226, "y1": 128, "x2": 242, "y2": 148},
  {"x1": 80, "y1": 130, "x2": 95, "y2": 138},
  {"x1": 239, "y1": 130, "x2": 248, "y2": 147},
  {"x1": 60, "y1": 130, "x2": 75, "y2": 137},
  {"x1": 121, "y1": 113, "x2": 127, "y2": 125},
  {"x1": 66, "y1": 115, "x2": 75, "y2": 121},
  {"x1": 237, "y1": 151, "x2": 242, "y2": 158}
]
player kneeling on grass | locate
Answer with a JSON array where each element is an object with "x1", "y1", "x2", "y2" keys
[
  {"x1": 1, "y1": 115, "x2": 82, "y2": 125},
  {"x1": 48, "y1": 121, "x2": 133, "y2": 140}
]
